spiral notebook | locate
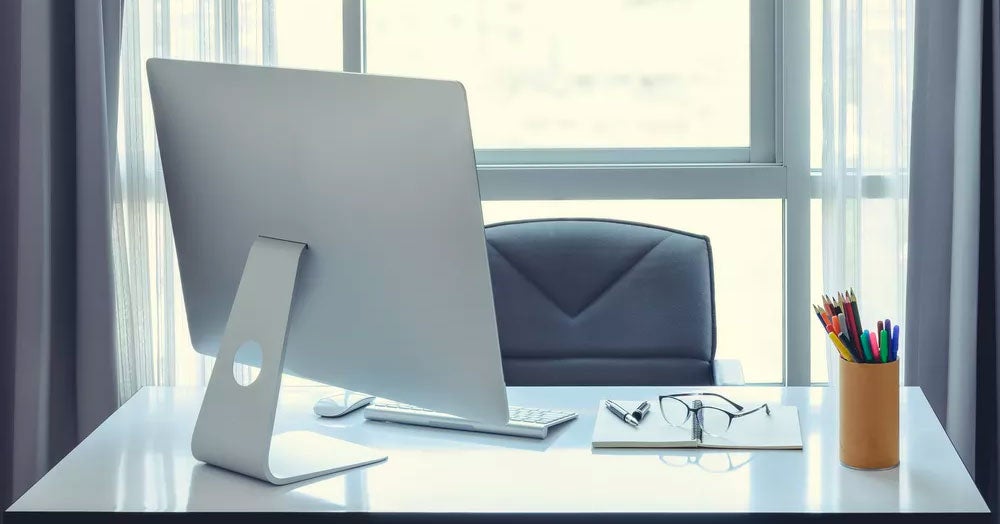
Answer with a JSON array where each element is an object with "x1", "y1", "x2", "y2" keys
[{"x1": 591, "y1": 400, "x2": 803, "y2": 449}]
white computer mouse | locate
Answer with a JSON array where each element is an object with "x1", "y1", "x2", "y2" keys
[{"x1": 313, "y1": 391, "x2": 376, "y2": 418}]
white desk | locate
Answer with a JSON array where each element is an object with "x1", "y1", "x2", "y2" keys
[{"x1": 5, "y1": 386, "x2": 989, "y2": 522}]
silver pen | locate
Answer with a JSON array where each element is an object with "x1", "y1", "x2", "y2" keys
[
  {"x1": 605, "y1": 400, "x2": 640, "y2": 427},
  {"x1": 632, "y1": 400, "x2": 651, "y2": 422}
]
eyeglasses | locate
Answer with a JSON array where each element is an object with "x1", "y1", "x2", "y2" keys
[{"x1": 658, "y1": 393, "x2": 771, "y2": 436}]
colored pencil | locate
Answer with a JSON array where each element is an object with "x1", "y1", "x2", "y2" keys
[
  {"x1": 843, "y1": 299, "x2": 860, "y2": 353},
  {"x1": 836, "y1": 312, "x2": 861, "y2": 361},
  {"x1": 813, "y1": 305, "x2": 825, "y2": 326},
  {"x1": 813, "y1": 290, "x2": 900, "y2": 365},
  {"x1": 849, "y1": 290, "x2": 864, "y2": 349},
  {"x1": 828, "y1": 332, "x2": 854, "y2": 362},
  {"x1": 837, "y1": 333, "x2": 856, "y2": 361}
]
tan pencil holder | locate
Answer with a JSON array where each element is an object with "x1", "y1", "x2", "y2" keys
[{"x1": 839, "y1": 358, "x2": 899, "y2": 470}]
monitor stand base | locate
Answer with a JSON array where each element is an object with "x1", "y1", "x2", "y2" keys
[{"x1": 190, "y1": 236, "x2": 387, "y2": 485}]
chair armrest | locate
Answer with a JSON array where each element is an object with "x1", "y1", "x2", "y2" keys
[{"x1": 713, "y1": 359, "x2": 745, "y2": 386}]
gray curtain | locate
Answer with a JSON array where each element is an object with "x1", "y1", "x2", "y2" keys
[
  {"x1": 906, "y1": 0, "x2": 999, "y2": 514},
  {"x1": 0, "y1": 0, "x2": 123, "y2": 508},
  {"x1": 0, "y1": 0, "x2": 22, "y2": 513}
]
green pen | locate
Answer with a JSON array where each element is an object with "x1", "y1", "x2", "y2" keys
[
  {"x1": 880, "y1": 330, "x2": 889, "y2": 363},
  {"x1": 861, "y1": 329, "x2": 873, "y2": 362}
]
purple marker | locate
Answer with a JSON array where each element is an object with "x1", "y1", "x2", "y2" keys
[{"x1": 891, "y1": 325, "x2": 900, "y2": 361}]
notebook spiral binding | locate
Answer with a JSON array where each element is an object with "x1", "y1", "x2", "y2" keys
[{"x1": 691, "y1": 400, "x2": 704, "y2": 442}]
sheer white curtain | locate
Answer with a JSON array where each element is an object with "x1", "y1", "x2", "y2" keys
[
  {"x1": 113, "y1": 0, "x2": 276, "y2": 402},
  {"x1": 821, "y1": 0, "x2": 914, "y2": 382}
]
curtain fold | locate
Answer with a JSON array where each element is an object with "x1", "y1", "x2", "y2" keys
[
  {"x1": 75, "y1": 0, "x2": 124, "y2": 445},
  {"x1": 906, "y1": 0, "x2": 999, "y2": 514},
  {"x1": 113, "y1": 1, "x2": 278, "y2": 400},
  {"x1": 821, "y1": 0, "x2": 913, "y2": 383},
  {"x1": 1, "y1": 0, "x2": 123, "y2": 507},
  {"x1": 0, "y1": 0, "x2": 22, "y2": 510}
]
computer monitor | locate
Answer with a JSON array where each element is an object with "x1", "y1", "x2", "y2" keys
[{"x1": 146, "y1": 59, "x2": 510, "y2": 427}]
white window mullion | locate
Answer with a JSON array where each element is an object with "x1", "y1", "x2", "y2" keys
[
  {"x1": 343, "y1": 0, "x2": 365, "y2": 72},
  {"x1": 477, "y1": 165, "x2": 786, "y2": 201},
  {"x1": 476, "y1": 148, "x2": 750, "y2": 167},
  {"x1": 751, "y1": 0, "x2": 778, "y2": 163},
  {"x1": 780, "y1": 0, "x2": 811, "y2": 386}
]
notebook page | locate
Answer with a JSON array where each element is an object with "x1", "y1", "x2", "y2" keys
[
  {"x1": 591, "y1": 400, "x2": 698, "y2": 448},
  {"x1": 699, "y1": 406, "x2": 803, "y2": 450}
]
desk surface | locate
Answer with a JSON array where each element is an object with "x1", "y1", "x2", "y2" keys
[{"x1": 6, "y1": 386, "x2": 989, "y2": 518}]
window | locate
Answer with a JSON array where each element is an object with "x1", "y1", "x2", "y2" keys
[
  {"x1": 365, "y1": 0, "x2": 788, "y2": 382},
  {"x1": 366, "y1": 0, "x2": 751, "y2": 151},
  {"x1": 273, "y1": 0, "x2": 343, "y2": 70},
  {"x1": 119, "y1": 1, "x2": 816, "y2": 390}
]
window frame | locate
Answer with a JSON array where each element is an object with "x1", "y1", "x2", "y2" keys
[
  {"x1": 347, "y1": 0, "x2": 777, "y2": 165},
  {"x1": 342, "y1": 0, "x2": 812, "y2": 385}
]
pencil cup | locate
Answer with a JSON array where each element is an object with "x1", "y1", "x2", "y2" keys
[{"x1": 839, "y1": 358, "x2": 899, "y2": 470}]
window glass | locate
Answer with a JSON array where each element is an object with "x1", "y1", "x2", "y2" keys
[
  {"x1": 810, "y1": 199, "x2": 827, "y2": 383},
  {"x1": 273, "y1": 0, "x2": 343, "y2": 70},
  {"x1": 810, "y1": 0, "x2": 822, "y2": 169},
  {"x1": 367, "y1": 0, "x2": 751, "y2": 149}
]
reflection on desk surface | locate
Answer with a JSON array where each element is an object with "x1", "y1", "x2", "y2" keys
[
  {"x1": 4, "y1": 386, "x2": 989, "y2": 515},
  {"x1": 659, "y1": 451, "x2": 754, "y2": 473},
  {"x1": 186, "y1": 464, "x2": 370, "y2": 512}
]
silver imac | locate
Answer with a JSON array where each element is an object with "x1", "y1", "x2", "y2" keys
[{"x1": 146, "y1": 59, "x2": 509, "y2": 483}]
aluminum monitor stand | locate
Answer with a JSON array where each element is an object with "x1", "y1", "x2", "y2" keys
[{"x1": 190, "y1": 236, "x2": 387, "y2": 485}]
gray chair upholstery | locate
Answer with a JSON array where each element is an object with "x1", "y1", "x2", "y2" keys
[{"x1": 485, "y1": 219, "x2": 717, "y2": 386}]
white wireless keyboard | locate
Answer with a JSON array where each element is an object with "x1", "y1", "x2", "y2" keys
[{"x1": 364, "y1": 401, "x2": 577, "y2": 439}]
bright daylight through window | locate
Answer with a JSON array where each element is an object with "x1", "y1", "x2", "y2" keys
[
  {"x1": 115, "y1": 0, "x2": 907, "y2": 391},
  {"x1": 366, "y1": 0, "x2": 750, "y2": 150}
]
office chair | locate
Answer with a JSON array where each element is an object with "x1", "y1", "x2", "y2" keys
[{"x1": 485, "y1": 218, "x2": 744, "y2": 386}]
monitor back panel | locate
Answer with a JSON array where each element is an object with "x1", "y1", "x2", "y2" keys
[{"x1": 146, "y1": 59, "x2": 509, "y2": 423}]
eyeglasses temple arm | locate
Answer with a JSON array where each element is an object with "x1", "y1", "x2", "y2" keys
[
  {"x1": 700, "y1": 392, "x2": 744, "y2": 411},
  {"x1": 732, "y1": 403, "x2": 770, "y2": 418},
  {"x1": 661, "y1": 392, "x2": 744, "y2": 411}
]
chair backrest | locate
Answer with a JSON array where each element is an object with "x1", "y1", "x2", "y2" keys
[{"x1": 485, "y1": 219, "x2": 716, "y2": 386}]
